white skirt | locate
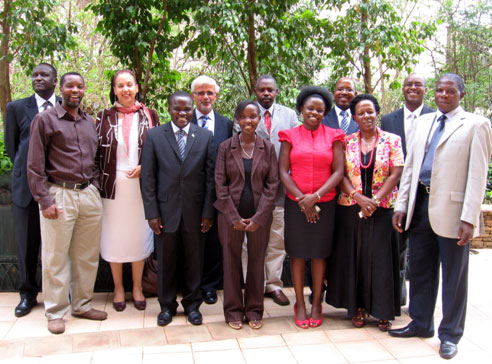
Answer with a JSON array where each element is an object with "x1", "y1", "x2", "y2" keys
[{"x1": 100, "y1": 171, "x2": 153, "y2": 262}]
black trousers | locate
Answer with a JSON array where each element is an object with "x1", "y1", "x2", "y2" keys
[
  {"x1": 155, "y1": 219, "x2": 203, "y2": 313},
  {"x1": 13, "y1": 200, "x2": 41, "y2": 300},
  {"x1": 200, "y1": 222, "x2": 223, "y2": 293},
  {"x1": 407, "y1": 186, "x2": 469, "y2": 344}
]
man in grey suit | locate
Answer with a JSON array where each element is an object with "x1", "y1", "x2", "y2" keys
[
  {"x1": 389, "y1": 74, "x2": 492, "y2": 359},
  {"x1": 4, "y1": 63, "x2": 59, "y2": 317},
  {"x1": 190, "y1": 75, "x2": 233, "y2": 305},
  {"x1": 141, "y1": 91, "x2": 215, "y2": 326},
  {"x1": 381, "y1": 73, "x2": 434, "y2": 306},
  {"x1": 241, "y1": 75, "x2": 298, "y2": 306},
  {"x1": 322, "y1": 77, "x2": 359, "y2": 135}
]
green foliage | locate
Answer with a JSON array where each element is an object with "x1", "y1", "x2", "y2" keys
[
  {"x1": 485, "y1": 161, "x2": 492, "y2": 203},
  {"x1": 440, "y1": 0, "x2": 492, "y2": 118},
  {"x1": 185, "y1": 0, "x2": 328, "y2": 109},
  {"x1": 322, "y1": 0, "x2": 437, "y2": 93},
  {"x1": 0, "y1": 132, "x2": 13, "y2": 175},
  {"x1": 5, "y1": 0, "x2": 76, "y2": 71},
  {"x1": 88, "y1": 0, "x2": 198, "y2": 114}
]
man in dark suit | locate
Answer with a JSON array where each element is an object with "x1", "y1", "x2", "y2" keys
[
  {"x1": 322, "y1": 77, "x2": 359, "y2": 135},
  {"x1": 381, "y1": 73, "x2": 434, "y2": 306},
  {"x1": 4, "y1": 63, "x2": 59, "y2": 317},
  {"x1": 190, "y1": 75, "x2": 232, "y2": 305},
  {"x1": 141, "y1": 91, "x2": 215, "y2": 326},
  {"x1": 382, "y1": 73, "x2": 434, "y2": 158}
]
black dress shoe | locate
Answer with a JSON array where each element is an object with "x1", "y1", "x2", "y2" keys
[
  {"x1": 388, "y1": 324, "x2": 434, "y2": 338},
  {"x1": 202, "y1": 290, "x2": 217, "y2": 304},
  {"x1": 439, "y1": 341, "x2": 458, "y2": 359},
  {"x1": 157, "y1": 309, "x2": 176, "y2": 326},
  {"x1": 187, "y1": 310, "x2": 203, "y2": 325},
  {"x1": 15, "y1": 298, "x2": 37, "y2": 317}
]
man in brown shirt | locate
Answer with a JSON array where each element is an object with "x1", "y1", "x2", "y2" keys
[{"x1": 27, "y1": 72, "x2": 107, "y2": 334}]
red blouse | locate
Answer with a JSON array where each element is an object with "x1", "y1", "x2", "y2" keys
[{"x1": 279, "y1": 124, "x2": 345, "y2": 202}]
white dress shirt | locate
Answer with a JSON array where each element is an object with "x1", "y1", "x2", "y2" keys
[
  {"x1": 171, "y1": 121, "x2": 191, "y2": 144},
  {"x1": 195, "y1": 110, "x2": 215, "y2": 135},
  {"x1": 35, "y1": 93, "x2": 57, "y2": 113},
  {"x1": 334, "y1": 105, "x2": 352, "y2": 128}
]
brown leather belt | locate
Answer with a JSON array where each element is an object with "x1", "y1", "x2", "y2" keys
[{"x1": 49, "y1": 178, "x2": 91, "y2": 191}]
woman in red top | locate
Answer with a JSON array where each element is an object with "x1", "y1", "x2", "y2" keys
[{"x1": 278, "y1": 86, "x2": 344, "y2": 329}]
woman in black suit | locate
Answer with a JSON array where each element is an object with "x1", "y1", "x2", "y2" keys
[{"x1": 214, "y1": 100, "x2": 279, "y2": 330}]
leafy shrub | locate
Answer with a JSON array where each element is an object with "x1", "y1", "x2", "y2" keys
[{"x1": 0, "y1": 131, "x2": 13, "y2": 175}]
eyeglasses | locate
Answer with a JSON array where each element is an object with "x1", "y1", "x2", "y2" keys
[{"x1": 193, "y1": 91, "x2": 216, "y2": 97}]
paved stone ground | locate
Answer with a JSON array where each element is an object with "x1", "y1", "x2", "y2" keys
[{"x1": 0, "y1": 249, "x2": 491, "y2": 363}]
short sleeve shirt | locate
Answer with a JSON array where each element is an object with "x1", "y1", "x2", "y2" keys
[{"x1": 279, "y1": 124, "x2": 345, "y2": 202}]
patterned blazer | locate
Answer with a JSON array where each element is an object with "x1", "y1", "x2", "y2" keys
[
  {"x1": 96, "y1": 106, "x2": 160, "y2": 199},
  {"x1": 338, "y1": 127, "x2": 404, "y2": 208}
]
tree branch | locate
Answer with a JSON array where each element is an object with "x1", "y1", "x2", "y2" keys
[{"x1": 142, "y1": 0, "x2": 168, "y2": 101}]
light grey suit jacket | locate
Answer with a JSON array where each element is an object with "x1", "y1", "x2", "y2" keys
[{"x1": 395, "y1": 106, "x2": 492, "y2": 238}]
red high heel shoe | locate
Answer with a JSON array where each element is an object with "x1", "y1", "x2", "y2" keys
[
  {"x1": 294, "y1": 304, "x2": 309, "y2": 329},
  {"x1": 309, "y1": 306, "x2": 323, "y2": 328}
]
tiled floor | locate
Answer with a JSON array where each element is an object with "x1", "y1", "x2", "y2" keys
[{"x1": 1, "y1": 249, "x2": 492, "y2": 363}]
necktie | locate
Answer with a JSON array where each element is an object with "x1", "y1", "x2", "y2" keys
[
  {"x1": 201, "y1": 115, "x2": 209, "y2": 129},
  {"x1": 406, "y1": 113, "x2": 417, "y2": 147},
  {"x1": 177, "y1": 129, "x2": 186, "y2": 160},
  {"x1": 42, "y1": 100, "x2": 52, "y2": 111},
  {"x1": 264, "y1": 110, "x2": 271, "y2": 135},
  {"x1": 419, "y1": 115, "x2": 447, "y2": 186},
  {"x1": 340, "y1": 110, "x2": 349, "y2": 133}
]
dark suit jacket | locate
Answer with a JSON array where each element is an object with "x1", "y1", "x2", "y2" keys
[
  {"x1": 381, "y1": 104, "x2": 434, "y2": 157},
  {"x1": 4, "y1": 94, "x2": 60, "y2": 207},
  {"x1": 214, "y1": 135, "x2": 279, "y2": 227},
  {"x1": 141, "y1": 122, "x2": 215, "y2": 233},
  {"x1": 322, "y1": 107, "x2": 359, "y2": 135},
  {"x1": 191, "y1": 110, "x2": 232, "y2": 159}
]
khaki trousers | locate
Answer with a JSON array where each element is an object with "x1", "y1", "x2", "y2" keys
[
  {"x1": 242, "y1": 206, "x2": 285, "y2": 293},
  {"x1": 40, "y1": 184, "x2": 102, "y2": 320}
]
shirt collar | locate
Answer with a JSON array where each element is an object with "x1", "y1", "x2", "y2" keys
[
  {"x1": 335, "y1": 105, "x2": 351, "y2": 118},
  {"x1": 54, "y1": 102, "x2": 87, "y2": 121},
  {"x1": 35, "y1": 92, "x2": 56, "y2": 110},
  {"x1": 195, "y1": 109, "x2": 214, "y2": 122},
  {"x1": 404, "y1": 104, "x2": 424, "y2": 119},
  {"x1": 171, "y1": 121, "x2": 191, "y2": 134},
  {"x1": 437, "y1": 106, "x2": 462, "y2": 122},
  {"x1": 257, "y1": 102, "x2": 275, "y2": 117}
]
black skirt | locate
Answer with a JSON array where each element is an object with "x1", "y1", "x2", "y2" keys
[
  {"x1": 284, "y1": 197, "x2": 336, "y2": 259},
  {"x1": 325, "y1": 204, "x2": 401, "y2": 320}
]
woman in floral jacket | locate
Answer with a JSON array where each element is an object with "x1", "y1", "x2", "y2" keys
[{"x1": 326, "y1": 94, "x2": 404, "y2": 331}]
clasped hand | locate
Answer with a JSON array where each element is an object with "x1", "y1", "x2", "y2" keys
[
  {"x1": 297, "y1": 194, "x2": 319, "y2": 223},
  {"x1": 354, "y1": 194, "x2": 378, "y2": 218},
  {"x1": 233, "y1": 218, "x2": 259, "y2": 232}
]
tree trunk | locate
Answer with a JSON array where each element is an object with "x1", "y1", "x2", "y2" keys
[
  {"x1": 0, "y1": 0, "x2": 12, "y2": 122},
  {"x1": 246, "y1": 3, "x2": 257, "y2": 95},
  {"x1": 142, "y1": 0, "x2": 168, "y2": 102},
  {"x1": 361, "y1": 0, "x2": 372, "y2": 94}
]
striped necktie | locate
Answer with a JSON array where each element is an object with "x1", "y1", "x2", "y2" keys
[
  {"x1": 42, "y1": 100, "x2": 52, "y2": 111},
  {"x1": 201, "y1": 115, "x2": 209, "y2": 129},
  {"x1": 340, "y1": 110, "x2": 349, "y2": 133},
  {"x1": 177, "y1": 129, "x2": 186, "y2": 159}
]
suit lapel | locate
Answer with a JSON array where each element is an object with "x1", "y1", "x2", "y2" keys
[
  {"x1": 163, "y1": 123, "x2": 182, "y2": 160},
  {"x1": 26, "y1": 95, "x2": 39, "y2": 121},
  {"x1": 251, "y1": 136, "x2": 265, "y2": 178},
  {"x1": 231, "y1": 135, "x2": 245, "y2": 179},
  {"x1": 183, "y1": 123, "x2": 198, "y2": 161},
  {"x1": 437, "y1": 111, "x2": 465, "y2": 149}
]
